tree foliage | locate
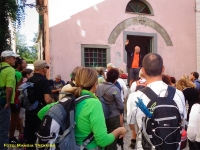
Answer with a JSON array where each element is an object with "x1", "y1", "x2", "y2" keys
[
  {"x1": 0, "y1": 0, "x2": 25, "y2": 54},
  {"x1": 16, "y1": 32, "x2": 37, "y2": 64}
]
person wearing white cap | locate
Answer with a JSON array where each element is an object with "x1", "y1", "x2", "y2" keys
[
  {"x1": 25, "y1": 60, "x2": 52, "y2": 149},
  {"x1": 51, "y1": 74, "x2": 65, "y2": 101},
  {"x1": 0, "y1": 50, "x2": 19, "y2": 149}
]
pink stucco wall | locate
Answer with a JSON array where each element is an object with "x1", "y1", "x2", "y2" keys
[{"x1": 48, "y1": 0, "x2": 196, "y2": 82}]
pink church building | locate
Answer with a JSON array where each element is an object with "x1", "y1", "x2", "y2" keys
[{"x1": 37, "y1": 0, "x2": 199, "y2": 82}]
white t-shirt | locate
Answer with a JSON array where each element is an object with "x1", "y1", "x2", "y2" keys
[
  {"x1": 127, "y1": 81, "x2": 186, "y2": 128},
  {"x1": 117, "y1": 78, "x2": 128, "y2": 102},
  {"x1": 187, "y1": 103, "x2": 200, "y2": 142}
]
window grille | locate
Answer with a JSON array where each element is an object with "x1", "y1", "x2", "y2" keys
[{"x1": 84, "y1": 48, "x2": 107, "y2": 67}]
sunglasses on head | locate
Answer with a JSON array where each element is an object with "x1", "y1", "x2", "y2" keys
[{"x1": 44, "y1": 66, "x2": 49, "y2": 69}]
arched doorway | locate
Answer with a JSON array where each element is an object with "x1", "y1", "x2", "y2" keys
[
  {"x1": 108, "y1": 15, "x2": 173, "y2": 46},
  {"x1": 107, "y1": 15, "x2": 173, "y2": 85}
]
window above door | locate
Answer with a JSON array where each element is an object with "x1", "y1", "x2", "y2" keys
[{"x1": 126, "y1": 0, "x2": 153, "y2": 15}]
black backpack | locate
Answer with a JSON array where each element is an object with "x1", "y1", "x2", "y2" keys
[
  {"x1": 139, "y1": 86, "x2": 182, "y2": 150},
  {"x1": 36, "y1": 93, "x2": 94, "y2": 150}
]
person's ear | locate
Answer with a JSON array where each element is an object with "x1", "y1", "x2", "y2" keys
[
  {"x1": 141, "y1": 67, "x2": 147, "y2": 76},
  {"x1": 162, "y1": 66, "x2": 165, "y2": 74}
]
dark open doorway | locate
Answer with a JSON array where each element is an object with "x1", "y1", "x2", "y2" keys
[
  {"x1": 126, "y1": 35, "x2": 152, "y2": 57},
  {"x1": 126, "y1": 35, "x2": 153, "y2": 85}
]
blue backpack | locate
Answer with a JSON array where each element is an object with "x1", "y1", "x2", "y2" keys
[{"x1": 18, "y1": 77, "x2": 43, "y2": 110}]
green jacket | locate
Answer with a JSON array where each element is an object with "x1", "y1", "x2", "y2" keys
[{"x1": 75, "y1": 90, "x2": 115, "y2": 149}]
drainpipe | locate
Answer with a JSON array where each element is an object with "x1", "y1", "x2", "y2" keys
[{"x1": 196, "y1": 0, "x2": 200, "y2": 72}]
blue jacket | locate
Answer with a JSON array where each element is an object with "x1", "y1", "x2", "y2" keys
[{"x1": 194, "y1": 79, "x2": 200, "y2": 91}]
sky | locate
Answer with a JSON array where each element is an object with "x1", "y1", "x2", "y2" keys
[{"x1": 19, "y1": 0, "x2": 38, "y2": 46}]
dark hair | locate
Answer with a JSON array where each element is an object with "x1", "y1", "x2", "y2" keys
[
  {"x1": 106, "y1": 68, "x2": 119, "y2": 83},
  {"x1": 0, "y1": 56, "x2": 6, "y2": 62},
  {"x1": 162, "y1": 74, "x2": 171, "y2": 85},
  {"x1": 142, "y1": 53, "x2": 163, "y2": 76},
  {"x1": 170, "y1": 76, "x2": 176, "y2": 84},
  {"x1": 14, "y1": 57, "x2": 24, "y2": 69},
  {"x1": 197, "y1": 93, "x2": 200, "y2": 104},
  {"x1": 192, "y1": 72, "x2": 199, "y2": 79},
  {"x1": 21, "y1": 69, "x2": 33, "y2": 78}
]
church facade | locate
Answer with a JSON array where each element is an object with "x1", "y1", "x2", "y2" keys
[{"x1": 44, "y1": 0, "x2": 197, "y2": 81}]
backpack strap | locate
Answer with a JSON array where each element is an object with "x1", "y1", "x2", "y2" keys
[
  {"x1": 58, "y1": 95, "x2": 92, "y2": 139},
  {"x1": 57, "y1": 95, "x2": 94, "y2": 147},
  {"x1": 166, "y1": 85, "x2": 176, "y2": 100},
  {"x1": 77, "y1": 95, "x2": 95, "y2": 147},
  {"x1": 0, "y1": 66, "x2": 9, "y2": 72},
  {"x1": 139, "y1": 87, "x2": 158, "y2": 100},
  {"x1": 15, "y1": 75, "x2": 18, "y2": 92},
  {"x1": 0, "y1": 66, "x2": 10, "y2": 93},
  {"x1": 81, "y1": 132, "x2": 94, "y2": 148},
  {"x1": 139, "y1": 86, "x2": 176, "y2": 100},
  {"x1": 76, "y1": 95, "x2": 92, "y2": 104}
]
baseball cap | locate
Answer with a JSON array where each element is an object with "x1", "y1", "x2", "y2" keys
[
  {"x1": 33, "y1": 60, "x2": 49, "y2": 70},
  {"x1": 1, "y1": 51, "x2": 20, "y2": 57}
]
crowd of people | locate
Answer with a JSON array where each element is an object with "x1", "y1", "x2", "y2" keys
[{"x1": 1, "y1": 44, "x2": 200, "y2": 150}]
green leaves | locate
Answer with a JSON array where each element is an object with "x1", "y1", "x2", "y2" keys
[
  {"x1": 0, "y1": 0, "x2": 25, "y2": 53},
  {"x1": 16, "y1": 32, "x2": 37, "y2": 64}
]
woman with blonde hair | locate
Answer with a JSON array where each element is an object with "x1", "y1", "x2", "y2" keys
[
  {"x1": 176, "y1": 78, "x2": 198, "y2": 120},
  {"x1": 63, "y1": 67, "x2": 126, "y2": 149},
  {"x1": 182, "y1": 74, "x2": 190, "y2": 81}
]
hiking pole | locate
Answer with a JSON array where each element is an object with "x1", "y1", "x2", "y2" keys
[
  {"x1": 120, "y1": 137, "x2": 124, "y2": 150},
  {"x1": 117, "y1": 137, "x2": 124, "y2": 150}
]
